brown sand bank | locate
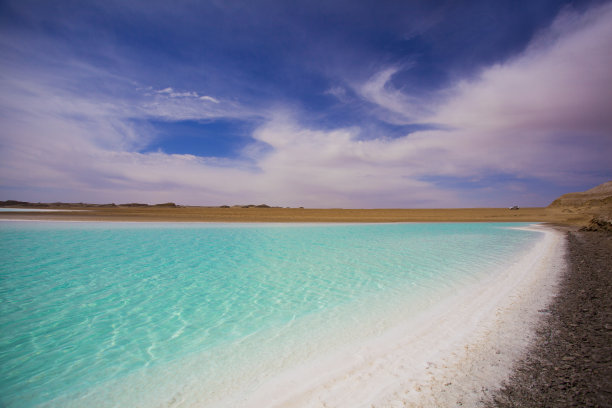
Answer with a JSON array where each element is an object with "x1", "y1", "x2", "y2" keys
[{"x1": 0, "y1": 206, "x2": 592, "y2": 224}]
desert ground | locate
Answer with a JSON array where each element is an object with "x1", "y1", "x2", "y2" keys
[{"x1": 0, "y1": 205, "x2": 595, "y2": 225}]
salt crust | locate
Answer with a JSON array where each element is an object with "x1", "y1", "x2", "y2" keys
[
  {"x1": 231, "y1": 224, "x2": 566, "y2": 408},
  {"x1": 42, "y1": 224, "x2": 565, "y2": 408}
]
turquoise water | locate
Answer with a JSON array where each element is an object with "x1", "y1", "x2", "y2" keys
[{"x1": 0, "y1": 222, "x2": 541, "y2": 407}]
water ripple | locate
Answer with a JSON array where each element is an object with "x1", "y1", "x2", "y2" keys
[{"x1": 0, "y1": 222, "x2": 538, "y2": 407}]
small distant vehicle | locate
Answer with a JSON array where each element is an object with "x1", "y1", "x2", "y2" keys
[{"x1": 509, "y1": 205, "x2": 520, "y2": 210}]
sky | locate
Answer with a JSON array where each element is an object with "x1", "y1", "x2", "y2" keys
[{"x1": 0, "y1": 0, "x2": 611, "y2": 208}]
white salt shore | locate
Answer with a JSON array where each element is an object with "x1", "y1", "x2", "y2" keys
[
  {"x1": 225, "y1": 224, "x2": 566, "y2": 408},
  {"x1": 45, "y1": 224, "x2": 565, "y2": 408}
]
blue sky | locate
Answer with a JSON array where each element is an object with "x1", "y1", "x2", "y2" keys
[{"x1": 1, "y1": 0, "x2": 611, "y2": 207}]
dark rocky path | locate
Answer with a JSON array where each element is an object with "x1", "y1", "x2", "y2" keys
[{"x1": 486, "y1": 230, "x2": 612, "y2": 407}]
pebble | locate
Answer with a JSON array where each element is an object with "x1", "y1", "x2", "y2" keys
[{"x1": 485, "y1": 230, "x2": 612, "y2": 408}]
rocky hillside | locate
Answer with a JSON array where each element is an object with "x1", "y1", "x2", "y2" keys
[
  {"x1": 548, "y1": 181, "x2": 612, "y2": 208},
  {"x1": 548, "y1": 181, "x2": 612, "y2": 231}
]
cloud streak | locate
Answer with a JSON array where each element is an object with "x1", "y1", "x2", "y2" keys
[
  {"x1": 154, "y1": 87, "x2": 219, "y2": 103},
  {"x1": 352, "y1": 2, "x2": 612, "y2": 184}
]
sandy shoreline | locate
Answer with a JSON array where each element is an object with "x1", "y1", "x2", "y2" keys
[{"x1": 208, "y1": 225, "x2": 566, "y2": 407}]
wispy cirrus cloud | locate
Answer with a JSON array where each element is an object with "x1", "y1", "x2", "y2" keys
[
  {"x1": 252, "y1": 2, "x2": 612, "y2": 205},
  {"x1": 153, "y1": 87, "x2": 219, "y2": 103},
  {"x1": 349, "y1": 2, "x2": 612, "y2": 185},
  {"x1": 138, "y1": 90, "x2": 244, "y2": 122},
  {"x1": 421, "y1": 2, "x2": 612, "y2": 182},
  {"x1": 429, "y1": 5, "x2": 612, "y2": 134},
  {"x1": 1, "y1": 1, "x2": 610, "y2": 207},
  {"x1": 356, "y1": 67, "x2": 431, "y2": 125}
]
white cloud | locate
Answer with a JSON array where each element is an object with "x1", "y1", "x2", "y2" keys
[
  {"x1": 356, "y1": 67, "x2": 428, "y2": 124},
  {"x1": 429, "y1": 5, "x2": 612, "y2": 134},
  {"x1": 152, "y1": 87, "x2": 220, "y2": 104},
  {"x1": 199, "y1": 95, "x2": 220, "y2": 103},
  {"x1": 1, "y1": 2, "x2": 611, "y2": 207},
  {"x1": 324, "y1": 86, "x2": 348, "y2": 102},
  {"x1": 416, "y1": 2, "x2": 612, "y2": 181},
  {"x1": 140, "y1": 84, "x2": 250, "y2": 121},
  {"x1": 351, "y1": 2, "x2": 612, "y2": 184},
  {"x1": 253, "y1": 3, "x2": 612, "y2": 203}
]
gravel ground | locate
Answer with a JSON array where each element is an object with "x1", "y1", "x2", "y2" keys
[{"x1": 485, "y1": 230, "x2": 612, "y2": 407}]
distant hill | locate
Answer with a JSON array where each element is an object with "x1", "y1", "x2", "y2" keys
[
  {"x1": 548, "y1": 181, "x2": 612, "y2": 208},
  {"x1": 0, "y1": 201, "x2": 178, "y2": 208},
  {"x1": 548, "y1": 181, "x2": 612, "y2": 231}
]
